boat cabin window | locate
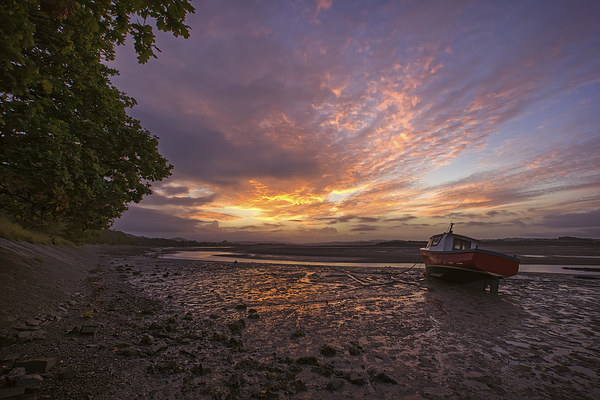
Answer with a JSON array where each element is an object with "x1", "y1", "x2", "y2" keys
[
  {"x1": 430, "y1": 235, "x2": 442, "y2": 247},
  {"x1": 453, "y1": 238, "x2": 471, "y2": 250}
]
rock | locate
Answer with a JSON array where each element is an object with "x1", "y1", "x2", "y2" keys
[
  {"x1": 25, "y1": 319, "x2": 41, "y2": 327},
  {"x1": 227, "y1": 319, "x2": 246, "y2": 334},
  {"x1": 147, "y1": 360, "x2": 180, "y2": 375},
  {"x1": 115, "y1": 347, "x2": 141, "y2": 357},
  {"x1": 177, "y1": 337, "x2": 192, "y2": 345},
  {"x1": 319, "y1": 344, "x2": 337, "y2": 357},
  {"x1": 147, "y1": 342, "x2": 168, "y2": 356},
  {"x1": 423, "y1": 386, "x2": 451, "y2": 396},
  {"x1": 235, "y1": 304, "x2": 247, "y2": 310},
  {"x1": 56, "y1": 367, "x2": 78, "y2": 380},
  {"x1": 247, "y1": 312, "x2": 260, "y2": 319},
  {"x1": 80, "y1": 324, "x2": 100, "y2": 336},
  {"x1": 226, "y1": 373, "x2": 244, "y2": 389},
  {"x1": 327, "y1": 378, "x2": 345, "y2": 391},
  {"x1": 15, "y1": 374, "x2": 43, "y2": 390},
  {"x1": 16, "y1": 332, "x2": 33, "y2": 343},
  {"x1": 348, "y1": 372, "x2": 367, "y2": 385},
  {"x1": 30, "y1": 330, "x2": 46, "y2": 340},
  {"x1": 5, "y1": 367, "x2": 26, "y2": 383},
  {"x1": 12, "y1": 323, "x2": 29, "y2": 331},
  {"x1": 311, "y1": 363, "x2": 334, "y2": 377},
  {"x1": 0, "y1": 386, "x2": 25, "y2": 399},
  {"x1": 140, "y1": 333, "x2": 155, "y2": 345},
  {"x1": 14, "y1": 359, "x2": 56, "y2": 373},
  {"x1": 290, "y1": 330, "x2": 305, "y2": 339},
  {"x1": 371, "y1": 371, "x2": 398, "y2": 384},
  {"x1": 348, "y1": 342, "x2": 363, "y2": 355},
  {"x1": 148, "y1": 321, "x2": 163, "y2": 330},
  {"x1": 190, "y1": 363, "x2": 205, "y2": 376},
  {"x1": 296, "y1": 356, "x2": 319, "y2": 366},
  {"x1": 1, "y1": 354, "x2": 19, "y2": 368}
]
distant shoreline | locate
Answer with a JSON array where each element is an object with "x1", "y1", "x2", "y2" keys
[{"x1": 159, "y1": 241, "x2": 600, "y2": 266}]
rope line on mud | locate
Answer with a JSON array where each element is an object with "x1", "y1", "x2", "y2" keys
[{"x1": 333, "y1": 254, "x2": 425, "y2": 288}]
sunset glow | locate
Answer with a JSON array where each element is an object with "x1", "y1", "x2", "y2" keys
[{"x1": 112, "y1": 0, "x2": 600, "y2": 242}]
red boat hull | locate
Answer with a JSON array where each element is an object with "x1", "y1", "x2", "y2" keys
[{"x1": 420, "y1": 249, "x2": 519, "y2": 278}]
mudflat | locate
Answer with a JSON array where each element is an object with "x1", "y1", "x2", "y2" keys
[{"x1": 1, "y1": 243, "x2": 599, "y2": 399}]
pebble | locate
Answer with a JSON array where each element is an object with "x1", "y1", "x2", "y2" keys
[
  {"x1": 227, "y1": 319, "x2": 246, "y2": 334},
  {"x1": 327, "y1": 378, "x2": 345, "y2": 391},
  {"x1": 319, "y1": 344, "x2": 337, "y2": 357},
  {"x1": 348, "y1": 372, "x2": 368, "y2": 385},
  {"x1": 14, "y1": 358, "x2": 56, "y2": 373}
]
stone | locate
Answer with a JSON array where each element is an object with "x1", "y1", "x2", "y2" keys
[
  {"x1": 16, "y1": 330, "x2": 46, "y2": 341},
  {"x1": 14, "y1": 358, "x2": 56, "y2": 373},
  {"x1": 12, "y1": 324, "x2": 29, "y2": 331},
  {"x1": 371, "y1": 372, "x2": 398, "y2": 384},
  {"x1": 348, "y1": 342, "x2": 363, "y2": 355},
  {"x1": 30, "y1": 330, "x2": 46, "y2": 340},
  {"x1": 178, "y1": 337, "x2": 192, "y2": 345},
  {"x1": 115, "y1": 347, "x2": 141, "y2": 357},
  {"x1": 227, "y1": 319, "x2": 246, "y2": 334},
  {"x1": 80, "y1": 324, "x2": 100, "y2": 335},
  {"x1": 319, "y1": 344, "x2": 337, "y2": 357},
  {"x1": 56, "y1": 368, "x2": 78, "y2": 380},
  {"x1": 5, "y1": 367, "x2": 26, "y2": 383},
  {"x1": 140, "y1": 333, "x2": 155, "y2": 345},
  {"x1": 327, "y1": 378, "x2": 345, "y2": 391},
  {"x1": 15, "y1": 374, "x2": 43, "y2": 390},
  {"x1": 16, "y1": 332, "x2": 33, "y2": 343},
  {"x1": 147, "y1": 342, "x2": 168, "y2": 355},
  {"x1": 147, "y1": 360, "x2": 180, "y2": 375},
  {"x1": 190, "y1": 363, "x2": 205, "y2": 376},
  {"x1": 296, "y1": 356, "x2": 319, "y2": 366},
  {"x1": 1, "y1": 354, "x2": 19, "y2": 367},
  {"x1": 291, "y1": 330, "x2": 306, "y2": 339},
  {"x1": 226, "y1": 373, "x2": 244, "y2": 389},
  {"x1": 235, "y1": 304, "x2": 247, "y2": 310},
  {"x1": 348, "y1": 372, "x2": 367, "y2": 385},
  {"x1": 148, "y1": 321, "x2": 163, "y2": 330}
]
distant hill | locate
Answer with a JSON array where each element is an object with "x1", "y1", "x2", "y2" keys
[{"x1": 86, "y1": 230, "x2": 226, "y2": 247}]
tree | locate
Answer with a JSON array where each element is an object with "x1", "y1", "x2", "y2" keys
[{"x1": 0, "y1": 0, "x2": 194, "y2": 238}]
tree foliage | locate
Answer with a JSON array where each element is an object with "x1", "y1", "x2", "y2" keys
[{"x1": 0, "y1": 0, "x2": 194, "y2": 238}]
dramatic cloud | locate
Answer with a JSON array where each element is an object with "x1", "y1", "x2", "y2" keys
[{"x1": 111, "y1": 0, "x2": 600, "y2": 241}]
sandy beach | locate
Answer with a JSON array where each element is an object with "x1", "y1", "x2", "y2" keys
[{"x1": 1, "y1": 242, "x2": 599, "y2": 399}]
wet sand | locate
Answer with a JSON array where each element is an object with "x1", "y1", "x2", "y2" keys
[{"x1": 1, "y1": 246, "x2": 599, "y2": 399}]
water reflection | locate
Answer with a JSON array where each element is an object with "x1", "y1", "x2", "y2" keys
[{"x1": 162, "y1": 249, "x2": 600, "y2": 275}]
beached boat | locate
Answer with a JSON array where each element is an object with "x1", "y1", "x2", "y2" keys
[{"x1": 420, "y1": 224, "x2": 519, "y2": 292}]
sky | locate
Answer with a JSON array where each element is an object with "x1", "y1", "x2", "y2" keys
[{"x1": 110, "y1": 0, "x2": 600, "y2": 242}]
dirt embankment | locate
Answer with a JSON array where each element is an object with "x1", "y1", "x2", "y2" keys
[{"x1": 0, "y1": 239, "x2": 102, "y2": 330}]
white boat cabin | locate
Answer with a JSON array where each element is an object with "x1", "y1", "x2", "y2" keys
[{"x1": 423, "y1": 229, "x2": 481, "y2": 252}]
